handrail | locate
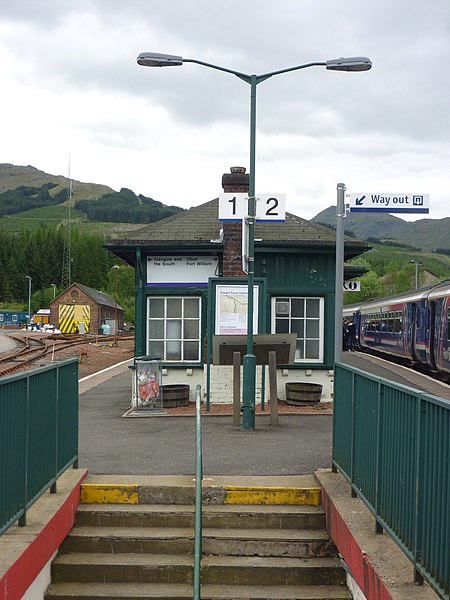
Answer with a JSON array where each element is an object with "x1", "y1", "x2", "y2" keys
[
  {"x1": 333, "y1": 362, "x2": 449, "y2": 600},
  {"x1": 0, "y1": 359, "x2": 79, "y2": 535},
  {"x1": 193, "y1": 383, "x2": 203, "y2": 599}
]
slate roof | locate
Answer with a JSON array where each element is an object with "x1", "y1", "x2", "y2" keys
[
  {"x1": 106, "y1": 198, "x2": 369, "y2": 264},
  {"x1": 77, "y1": 284, "x2": 123, "y2": 310}
]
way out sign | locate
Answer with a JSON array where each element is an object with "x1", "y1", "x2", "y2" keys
[
  {"x1": 343, "y1": 280, "x2": 360, "y2": 292},
  {"x1": 348, "y1": 193, "x2": 429, "y2": 214},
  {"x1": 219, "y1": 193, "x2": 286, "y2": 222}
]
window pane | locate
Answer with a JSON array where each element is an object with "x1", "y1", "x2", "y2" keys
[
  {"x1": 305, "y1": 340, "x2": 319, "y2": 359},
  {"x1": 291, "y1": 319, "x2": 304, "y2": 337},
  {"x1": 306, "y1": 319, "x2": 319, "y2": 338},
  {"x1": 167, "y1": 341, "x2": 181, "y2": 360},
  {"x1": 184, "y1": 342, "x2": 199, "y2": 361},
  {"x1": 291, "y1": 299, "x2": 304, "y2": 317},
  {"x1": 167, "y1": 319, "x2": 181, "y2": 339},
  {"x1": 295, "y1": 342, "x2": 304, "y2": 360},
  {"x1": 275, "y1": 300, "x2": 290, "y2": 316},
  {"x1": 148, "y1": 340, "x2": 164, "y2": 358},
  {"x1": 275, "y1": 319, "x2": 289, "y2": 334},
  {"x1": 167, "y1": 298, "x2": 182, "y2": 318},
  {"x1": 184, "y1": 298, "x2": 199, "y2": 318},
  {"x1": 149, "y1": 298, "x2": 164, "y2": 318},
  {"x1": 149, "y1": 320, "x2": 164, "y2": 338},
  {"x1": 184, "y1": 319, "x2": 199, "y2": 339},
  {"x1": 306, "y1": 298, "x2": 319, "y2": 318}
]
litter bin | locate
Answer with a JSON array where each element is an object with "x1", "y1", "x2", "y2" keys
[{"x1": 135, "y1": 356, "x2": 163, "y2": 412}]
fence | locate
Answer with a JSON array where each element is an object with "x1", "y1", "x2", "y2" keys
[
  {"x1": 333, "y1": 362, "x2": 449, "y2": 600},
  {"x1": 0, "y1": 359, "x2": 79, "y2": 535}
]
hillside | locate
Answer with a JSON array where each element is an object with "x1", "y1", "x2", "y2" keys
[
  {"x1": 0, "y1": 164, "x2": 182, "y2": 233},
  {"x1": 312, "y1": 206, "x2": 450, "y2": 252}
]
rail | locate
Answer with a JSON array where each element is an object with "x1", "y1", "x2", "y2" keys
[
  {"x1": 0, "y1": 359, "x2": 79, "y2": 535},
  {"x1": 333, "y1": 362, "x2": 449, "y2": 600},
  {"x1": 193, "y1": 383, "x2": 203, "y2": 600}
]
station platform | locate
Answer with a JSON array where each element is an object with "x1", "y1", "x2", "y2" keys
[{"x1": 341, "y1": 349, "x2": 450, "y2": 401}]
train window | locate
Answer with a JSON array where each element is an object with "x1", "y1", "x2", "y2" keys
[
  {"x1": 12, "y1": 314, "x2": 18, "y2": 322},
  {"x1": 0, "y1": 314, "x2": 3, "y2": 322},
  {"x1": 394, "y1": 312, "x2": 402, "y2": 333}
]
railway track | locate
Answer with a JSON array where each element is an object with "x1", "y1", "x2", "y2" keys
[{"x1": 0, "y1": 332, "x2": 134, "y2": 377}]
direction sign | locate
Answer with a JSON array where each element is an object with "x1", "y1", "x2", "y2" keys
[
  {"x1": 219, "y1": 193, "x2": 286, "y2": 222},
  {"x1": 348, "y1": 193, "x2": 429, "y2": 214}
]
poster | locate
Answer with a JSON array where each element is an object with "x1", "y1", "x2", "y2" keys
[{"x1": 215, "y1": 284, "x2": 259, "y2": 335}]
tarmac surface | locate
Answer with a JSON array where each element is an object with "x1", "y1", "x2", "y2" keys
[{"x1": 78, "y1": 367, "x2": 333, "y2": 476}]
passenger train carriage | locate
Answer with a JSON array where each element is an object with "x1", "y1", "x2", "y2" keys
[{"x1": 343, "y1": 280, "x2": 450, "y2": 379}]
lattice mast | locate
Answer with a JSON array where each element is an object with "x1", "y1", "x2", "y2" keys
[{"x1": 61, "y1": 156, "x2": 73, "y2": 290}]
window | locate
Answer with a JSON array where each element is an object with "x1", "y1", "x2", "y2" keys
[
  {"x1": 147, "y1": 297, "x2": 201, "y2": 362},
  {"x1": 272, "y1": 297, "x2": 324, "y2": 362}
]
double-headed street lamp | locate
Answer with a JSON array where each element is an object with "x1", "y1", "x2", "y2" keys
[{"x1": 137, "y1": 52, "x2": 372, "y2": 430}]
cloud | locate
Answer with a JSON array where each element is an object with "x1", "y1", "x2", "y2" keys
[{"x1": 0, "y1": 0, "x2": 449, "y2": 222}]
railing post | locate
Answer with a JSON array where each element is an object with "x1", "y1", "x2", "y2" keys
[
  {"x1": 268, "y1": 351, "x2": 278, "y2": 426},
  {"x1": 233, "y1": 352, "x2": 241, "y2": 427},
  {"x1": 193, "y1": 384, "x2": 203, "y2": 600},
  {"x1": 375, "y1": 382, "x2": 384, "y2": 534}
]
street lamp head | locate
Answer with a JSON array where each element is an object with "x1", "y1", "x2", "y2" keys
[
  {"x1": 137, "y1": 52, "x2": 183, "y2": 67},
  {"x1": 326, "y1": 56, "x2": 372, "y2": 72}
]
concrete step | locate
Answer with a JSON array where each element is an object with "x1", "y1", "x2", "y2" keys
[
  {"x1": 61, "y1": 526, "x2": 335, "y2": 558},
  {"x1": 201, "y1": 556, "x2": 346, "y2": 586},
  {"x1": 51, "y1": 553, "x2": 345, "y2": 586},
  {"x1": 45, "y1": 581, "x2": 351, "y2": 599},
  {"x1": 76, "y1": 503, "x2": 326, "y2": 530}
]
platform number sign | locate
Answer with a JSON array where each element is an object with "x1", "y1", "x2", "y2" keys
[{"x1": 219, "y1": 193, "x2": 286, "y2": 222}]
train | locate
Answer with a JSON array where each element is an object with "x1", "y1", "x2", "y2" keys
[
  {"x1": 0, "y1": 310, "x2": 29, "y2": 327},
  {"x1": 343, "y1": 280, "x2": 450, "y2": 380}
]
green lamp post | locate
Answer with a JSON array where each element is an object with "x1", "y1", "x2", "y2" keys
[{"x1": 137, "y1": 52, "x2": 372, "y2": 430}]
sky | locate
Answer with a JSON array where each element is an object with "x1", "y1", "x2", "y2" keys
[{"x1": 1, "y1": 0, "x2": 449, "y2": 222}]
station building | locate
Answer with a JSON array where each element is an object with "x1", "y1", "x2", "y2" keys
[
  {"x1": 50, "y1": 283, "x2": 124, "y2": 335},
  {"x1": 106, "y1": 167, "x2": 368, "y2": 403}
]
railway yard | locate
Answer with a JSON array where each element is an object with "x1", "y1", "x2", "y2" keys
[{"x1": 0, "y1": 331, "x2": 134, "y2": 379}]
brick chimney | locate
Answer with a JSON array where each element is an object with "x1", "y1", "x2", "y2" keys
[{"x1": 221, "y1": 167, "x2": 249, "y2": 277}]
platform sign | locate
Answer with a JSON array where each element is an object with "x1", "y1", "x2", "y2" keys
[
  {"x1": 343, "y1": 280, "x2": 360, "y2": 292},
  {"x1": 348, "y1": 193, "x2": 429, "y2": 214},
  {"x1": 218, "y1": 193, "x2": 247, "y2": 221},
  {"x1": 219, "y1": 193, "x2": 286, "y2": 222}
]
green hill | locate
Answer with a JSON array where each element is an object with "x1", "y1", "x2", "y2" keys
[
  {"x1": 0, "y1": 163, "x2": 183, "y2": 233},
  {"x1": 313, "y1": 205, "x2": 450, "y2": 252}
]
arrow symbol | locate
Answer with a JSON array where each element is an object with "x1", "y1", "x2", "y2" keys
[{"x1": 355, "y1": 195, "x2": 366, "y2": 206}]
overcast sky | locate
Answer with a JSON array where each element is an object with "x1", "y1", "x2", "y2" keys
[{"x1": 1, "y1": 0, "x2": 449, "y2": 221}]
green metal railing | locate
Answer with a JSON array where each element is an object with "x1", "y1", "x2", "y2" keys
[
  {"x1": 0, "y1": 359, "x2": 79, "y2": 535},
  {"x1": 333, "y1": 362, "x2": 449, "y2": 600},
  {"x1": 193, "y1": 383, "x2": 203, "y2": 600}
]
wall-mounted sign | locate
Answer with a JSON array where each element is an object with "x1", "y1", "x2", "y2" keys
[
  {"x1": 215, "y1": 284, "x2": 259, "y2": 335},
  {"x1": 343, "y1": 280, "x2": 360, "y2": 292},
  {"x1": 147, "y1": 254, "x2": 218, "y2": 286}
]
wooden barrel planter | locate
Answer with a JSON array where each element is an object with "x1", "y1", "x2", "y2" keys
[
  {"x1": 285, "y1": 382, "x2": 322, "y2": 406},
  {"x1": 161, "y1": 384, "x2": 190, "y2": 407}
]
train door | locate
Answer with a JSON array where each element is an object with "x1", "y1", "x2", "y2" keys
[
  {"x1": 426, "y1": 300, "x2": 436, "y2": 370},
  {"x1": 406, "y1": 303, "x2": 416, "y2": 359},
  {"x1": 413, "y1": 301, "x2": 429, "y2": 366}
]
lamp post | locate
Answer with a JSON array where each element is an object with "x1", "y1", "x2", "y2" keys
[
  {"x1": 137, "y1": 52, "x2": 372, "y2": 430},
  {"x1": 411, "y1": 260, "x2": 422, "y2": 289},
  {"x1": 51, "y1": 283, "x2": 57, "y2": 299},
  {"x1": 25, "y1": 276, "x2": 32, "y2": 327}
]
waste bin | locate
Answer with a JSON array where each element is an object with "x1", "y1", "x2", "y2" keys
[{"x1": 135, "y1": 356, "x2": 163, "y2": 412}]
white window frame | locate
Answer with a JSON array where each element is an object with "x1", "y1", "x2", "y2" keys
[
  {"x1": 271, "y1": 296, "x2": 324, "y2": 363},
  {"x1": 147, "y1": 296, "x2": 202, "y2": 363}
]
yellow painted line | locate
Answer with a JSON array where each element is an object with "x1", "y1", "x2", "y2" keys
[
  {"x1": 224, "y1": 486, "x2": 321, "y2": 506},
  {"x1": 80, "y1": 484, "x2": 139, "y2": 504}
]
